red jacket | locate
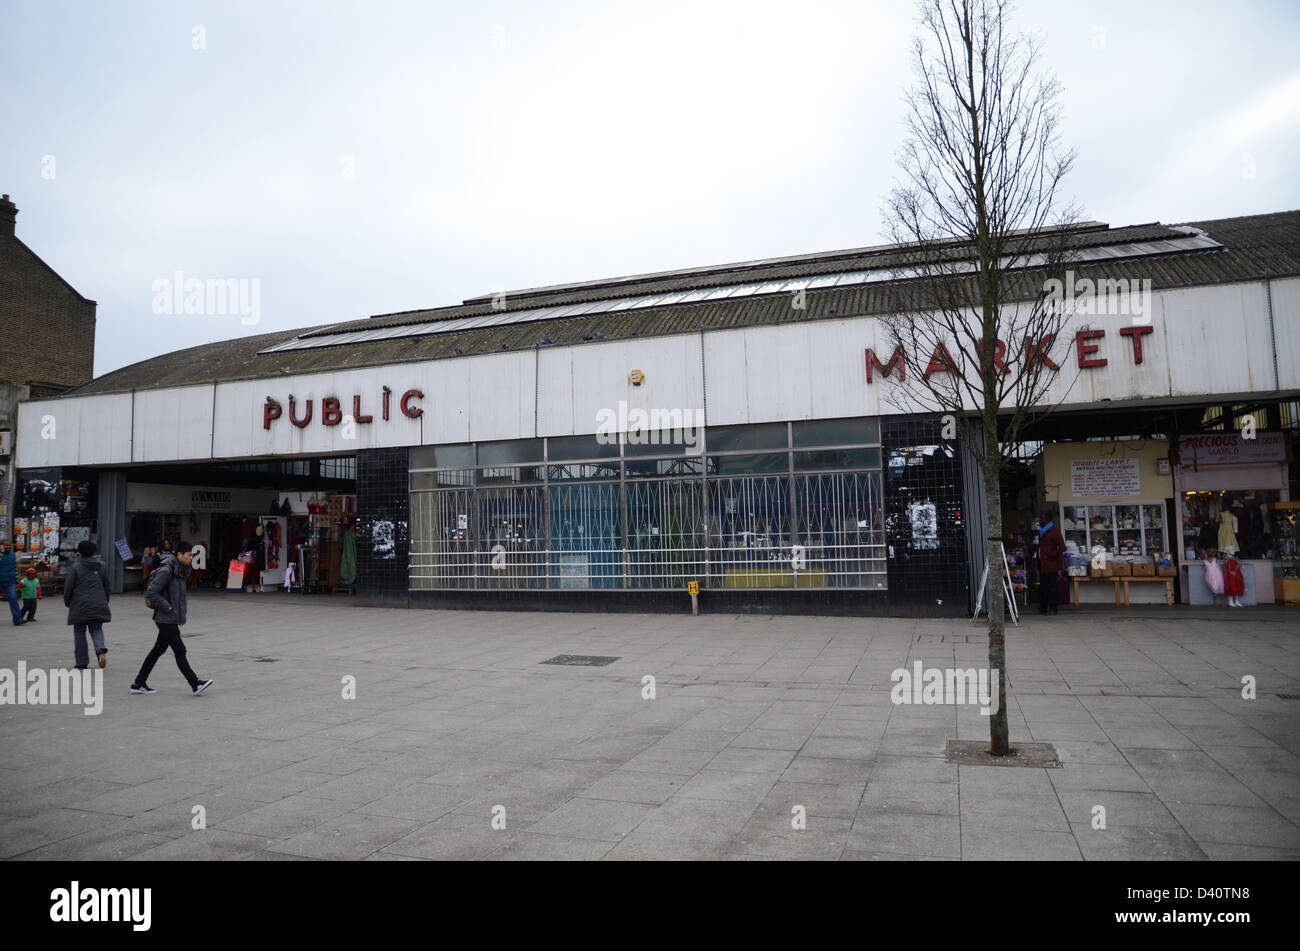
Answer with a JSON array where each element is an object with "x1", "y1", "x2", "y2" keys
[{"x1": 1039, "y1": 525, "x2": 1067, "y2": 573}]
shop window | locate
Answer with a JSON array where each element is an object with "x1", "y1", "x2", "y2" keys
[
  {"x1": 624, "y1": 456, "x2": 704, "y2": 479},
  {"x1": 411, "y1": 469, "x2": 473, "y2": 491},
  {"x1": 705, "y1": 422, "x2": 789, "y2": 453},
  {"x1": 546, "y1": 435, "x2": 620, "y2": 461},
  {"x1": 795, "y1": 471, "x2": 886, "y2": 589},
  {"x1": 623, "y1": 431, "x2": 703, "y2": 457},
  {"x1": 411, "y1": 444, "x2": 474, "y2": 469},
  {"x1": 625, "y1": 478, "x2": 708, "y2": 589},
  {"x1": 794, "y1": 447, "x2": 882, "y2": 471},
  {"x1": 550, "y1": 482, "x2": 620, "y2": 588},
  {"x1": 792, "y1": 417, "x2": 880, "y2": 448},
  {"x1": 477, "y1": 465, "x2": 544, "y2": 486},
  {"x1": 707, "y1": 453, "x2": 789, "y2": 476},
  {"x1": 477, "y1": 439, "x2": 544, "y2": 466},
  {"x1": 547, "y1": 462, "x2": 621, "y2": 483}
]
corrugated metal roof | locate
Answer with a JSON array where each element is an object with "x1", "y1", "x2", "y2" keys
[{"x1": 67, "y1": 210, "x2": 1300, "y2": 396}]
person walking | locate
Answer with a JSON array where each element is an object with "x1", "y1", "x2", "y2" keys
[
  {"x1": 1037, "y1": 514, "x2": 1067, "y2": 616},
  {"x1": 0, "y1": 541, "x2": 24, "y2": 626},
  {"x1": 130, "y1": 540, "x2": 213, "y2": 696},
  {"x1": 18, "y1": 567, "x2": 40, "y2": 622},
  {"x1": 64, "y1": 541, "x2": 111, "y2": 669}
]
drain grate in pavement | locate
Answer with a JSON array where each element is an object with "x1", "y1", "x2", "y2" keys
[
  {"x1": 946, "y1": 739, "x2": 1061, "y2": 768},
  {"x1": 1278, "y1": 694, "x2": 1300, "y2": 700},
  {"x1": 541, "y1": 654, "x2": 621, "y2": 667}
]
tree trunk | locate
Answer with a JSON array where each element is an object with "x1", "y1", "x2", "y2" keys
[{"x1": 984, "y1": 453, "x2": 1010, "y2": 756}]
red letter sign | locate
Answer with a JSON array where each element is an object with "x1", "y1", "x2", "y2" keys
[
  {"x1": 865, "y1": 347, "x2": 906, "y2": 383},
  {"x1": 263, "y1": 400, "x2": 282, "y2": 430},
  {"x1": 1119, "y1": 326, "x2": 1153, "y2": 365},
  {"x1": 322, "y1": 397, "x2": 342, "y2": 426},
  {"x1": 401, "y1": 389, "x2": 424, "y2": 418},
  {"x1": 1075, "y1": 330, "x2": 1107, "y2": 369}
]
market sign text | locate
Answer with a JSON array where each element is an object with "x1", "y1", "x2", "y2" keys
[
  {"x1": 864, "y1": 326, "x2": 1154, "y2": 383},
  {"x1": 263, "y1": 390, "x2": 424, "y2": 430}
]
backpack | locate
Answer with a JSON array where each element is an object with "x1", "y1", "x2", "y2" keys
[{"x1": 145, "y1": 563, "x2": 171, "y2": 609}]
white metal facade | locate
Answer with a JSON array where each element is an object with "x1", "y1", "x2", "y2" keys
[{"x1": 16, "y1": 277, "x2": 1300, "y2": 469}]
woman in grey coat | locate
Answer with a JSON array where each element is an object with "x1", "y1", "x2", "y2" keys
[{"x1": 64, "y1": 540, "x2": 112, "y2": 669}]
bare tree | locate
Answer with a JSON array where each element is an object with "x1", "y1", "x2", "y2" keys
[{"x1": 879, "y1": 0, "x2": 1080, "y2": 756}]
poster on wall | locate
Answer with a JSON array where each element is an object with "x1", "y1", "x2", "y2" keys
[
  {"x1": 13, "y1": 517, "x2": 26, "y2": 550},
  {"x1": 1070, "y1": 458, "x2": 1141, "y2": 497}
]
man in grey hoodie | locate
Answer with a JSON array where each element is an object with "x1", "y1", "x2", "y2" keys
[{"x1": 129, "y1": 541, "x2": 213, "y2": 696}]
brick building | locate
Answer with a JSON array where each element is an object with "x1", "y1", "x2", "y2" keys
[{"x1": 0, "y1": 193, "x2": 98, "y2": 542}]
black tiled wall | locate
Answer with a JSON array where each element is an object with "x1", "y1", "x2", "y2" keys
[
  {"x1": 882, "y1": 415, "x2": 971, "y2": 616},
  {"x1": 356, "y1": 447, "x2": 410, "y2": 607}
]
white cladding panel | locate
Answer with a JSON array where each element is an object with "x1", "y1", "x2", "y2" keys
[
  {"x1": 16, "y1": 398, "x2": 75, "y2": 467},
  {"x1": 463, "y1": 351, "x2": 535, "y2": 443},
  {"x1": 1270, "y1": 277, "x2": 1300, "y2": 390},
  {"x1": 1160, "y1": 283, "x2": 1275, "y2": 398},
  {"x1": 538, "y1": 336, "x2": 703, "y2": 437},
  {"x1": 19, "y1": 393, "x2": 135, "y2": 467},
  {"x1": 133, "y1": 385, "x2": 215, "y2": 463}
]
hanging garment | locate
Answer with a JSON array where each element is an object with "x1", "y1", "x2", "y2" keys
[
  {"x1": 1203, "y1": 558, "x2": 1225, "y2": 595},
  {"x1": 339, "y1": 527, "x2": 357, "y2": 586},
  {"x1": 1223, "y1": 556, "x2": 1245, "y2": 597},
  {"x1": 1217, "y1": 510, "x2": 1239, "y2": 552}
]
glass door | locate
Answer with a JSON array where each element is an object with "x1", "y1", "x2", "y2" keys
[
  {"x1": 1088, "y1": 505, "x2": 1115, "y2": 560},
  {"x1": 1115, "y1": 503, "x2": 1143, "y2": 559},
  {"x1": 1061, "y1": 505, "x2": 1089, "y2": 563},
  {"x1": 1142, "y1": 503, "x2": 1166, "y2": 556}
]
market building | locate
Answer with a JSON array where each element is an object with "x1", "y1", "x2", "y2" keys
[{"x1": 13, "y1": 210, "x2": 1300, "y2": 615}]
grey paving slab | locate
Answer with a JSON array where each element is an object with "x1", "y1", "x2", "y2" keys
[
  {"x1": 270, "y1": 813, "x2": 426, "y2": 860},
  {"x1": 846, "y1": 812, "x2": 961, "y2": 858},
  {"x1": 961, "y1": 824, "x2": 1083, "y2": 860},
  {"x1": 125, "y1": 829, "x2": 275, "y2": 861}
]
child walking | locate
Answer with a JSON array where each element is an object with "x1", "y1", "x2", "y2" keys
[{"x1": 18, "y1": 567, "x2": 40, "y2": 622}]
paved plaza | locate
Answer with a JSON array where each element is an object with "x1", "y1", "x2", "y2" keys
[{"x1": 2, "y1": 594, "x2": 1298, "y2": 861}]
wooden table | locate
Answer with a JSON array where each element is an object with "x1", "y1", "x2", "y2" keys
[
  {"x1": 1071, "y1": 576, "x2": 1122, "y2": 606},
  {"x1": 1121, "y1": 576, "x2": 1174, "y2": 605}
]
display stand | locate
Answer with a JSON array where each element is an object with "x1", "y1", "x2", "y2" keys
[{"x1": 972, "y1": 541, "x2": 1019, "y2": 625}]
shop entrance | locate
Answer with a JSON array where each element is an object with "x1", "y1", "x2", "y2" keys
[{"x1": 118, "y1": 456, "x2": 357, "y2": 595}]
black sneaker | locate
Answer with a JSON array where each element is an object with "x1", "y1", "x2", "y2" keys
[
  {"x1": 129, "y1": 683, "x2": 157, "y2": 695},
  {"x1": 193, "y1": 679, "x2": 213, "y2": 695},
  {"x1": 12, "y1": 618, "x2": 24, "y2": 626}
]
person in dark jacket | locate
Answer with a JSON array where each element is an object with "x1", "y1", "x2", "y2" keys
[
  {"x1": 1038, "y1": 514, "x2": 1067, "y2": 616},
  {"x1": 130, "y1": 541, "x2": 213, "y2": 695},
  {"x1": 64, "y1": 541, "x2": 111, "y2": 669},
  {"x1": 0, "y1": 542, "x2": 24, "y2": 625}
]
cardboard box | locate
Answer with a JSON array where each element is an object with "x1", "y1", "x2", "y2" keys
[{"x1": 1132, "y1": 563, "x2": 1156, "y2": 577}]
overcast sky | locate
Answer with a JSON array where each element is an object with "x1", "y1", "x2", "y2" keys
[{"x1": 3, "y1": 0, "x2": 1299, "y2": 377}]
